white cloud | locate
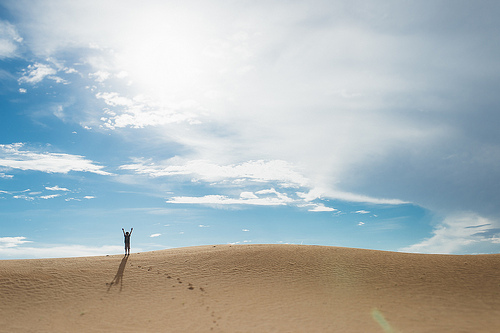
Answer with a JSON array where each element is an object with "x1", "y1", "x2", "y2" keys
[
  {"x1": 324, "y1": 190, "x2": 408, "y2": 205},
  {"x1": 96, "y1": 92, "x2": 134, "y2": 107},
  {"x1": 297, "y1": 187, "x2": 406, "y2": 205},
  {"x1": 45, "y1": 185, "x2": 71, "y2": 191},
  {"x1": 358, "y1": 222, "x2": 365, "y2": 226},
  {"x1": 0, "y1": 189, "x2": 67, "y2": 202},
  {"x1": 167, "y1": 193, "x2": 293, "y2": 207},
  {"x1": 0, "y1": 20, "x2": 23, "y2": 58},
  {"x1": 0, "y1": 41, "x2": 18, "y2": 57},
  {"x1": 0, "y1": 236, "x2": 31, "y2": 248},
  {"x1": 0, "y1": 189, "x2": 29, "y2": 195},
  {"x1": 83, "y1": 196, "x2": 95, "y2": 199},
  {"x1": 150, "y1": 233, "x2": 161, "y2": 238},
  {"x1": 18, "y1": 62, "x2": 66, "y2": 84},
  {"x1": 1, "y1": 187, "x2": 71, "y2": 201},
  {"x1": 306, "y1": 204, "x2": 337, "y2": 212},
  {"x1": 198, "y1": 225, "x2": 210, "y2": 228},
  {"x1": 401, "y1": 213, "x2": 500, "y2": 254},
  {"x1": 167, "y1": 187, "x2": 341, "y2": 212},
  {"x1": 90, "y1": 70, "x2": 111, "y2": 82},
  {"x1": 0, "y1": 173, "x2": 13, "y2": 179},
  {"x1": 355, "y1": 210, "x2": 370, "y2": 214},
  {"x1": 0, "y1": 143, "x2": 111, "y2": 175},
  {"x1": 40, "y1": 194, "x2": 60, "y2": 199},
  {"x1": 255, "y1": 188, "x2": 293, "y2": 202},
  {"x1": 13, "y1": 194, "x2": 34, "y2": 201},
  {"x1": 96, "y1": 92, "x2": 202, "y2": 129},
  {"x1": 255, "y1": 188, "x2": 278, "y2": 195},
  {"x1": 120, "y1": 159, "x2": 309, "y2": 188},
  {"x1": 102, "y1": 107, "x2": 199, "y2": 129}
]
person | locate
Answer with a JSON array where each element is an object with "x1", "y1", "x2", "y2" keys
[{"x1": 122, "y1": 228, "x2": 133, "y2": 255}]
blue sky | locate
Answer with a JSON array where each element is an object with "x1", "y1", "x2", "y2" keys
[{"x1": 1, "y1": 0, "x2": 500, "y2": 258}]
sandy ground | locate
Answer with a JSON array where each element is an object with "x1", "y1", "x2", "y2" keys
[{"x1": 1, "y1": 244, "x2": 500, "y2": 332}]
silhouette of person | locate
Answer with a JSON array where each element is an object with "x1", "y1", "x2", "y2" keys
[{"x1": 122, "y1": 228, "x2": 133, "y2": 255}]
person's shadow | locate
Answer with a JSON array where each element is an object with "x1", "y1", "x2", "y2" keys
[{"x1": 107, "y1": 255, "x2": 128, "y2": 292}]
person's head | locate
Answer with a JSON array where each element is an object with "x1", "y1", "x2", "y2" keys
[{"x1": 125, "y1": 232, "x2": 130, "y2": 236}]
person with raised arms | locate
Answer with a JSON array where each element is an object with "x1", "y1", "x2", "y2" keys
[{"x1": 122, "y1": 228, "x2": 133, "y2": 255}]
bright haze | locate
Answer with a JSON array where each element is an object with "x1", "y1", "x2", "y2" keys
[{"x1": 1, "y1": 0, "x2": 500, "y2": 258}]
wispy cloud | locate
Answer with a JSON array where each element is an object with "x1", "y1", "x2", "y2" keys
[
  {"x1": 13, "y1": 194, "x2": 34, "y2": 201},
  {"x1": 323, "y1": 190, "x2": 408, "y2": 205},
  {"x1": 40, "y1": 194, "x2": 60, "y2": 199},
  {"x1": 401, "y1": 213, "x2": 500, "y2": 254},
  {"x1": 89, "y1": 70, "x2": 111, "y2": 83},
  {"x1": 0, "y1": 186, "x2": 101, "y2": 203},
  {"x1": 0, "y1": 143, "x2": 111, "y2": 175},
  {"x1": 167, "y1": 194, "x2": 292, "y2": 207},
  {"x1": 45, "y1": 185, "x2": 71, "y2": 191},
  {"x1": 120, "y1": 159, "x2": 309, "y2": 187},
  {"x1": 149, "y1": 233, "x2": 161, "y2": 238},
  {"x1": 0, "y1": 20, "x2": 23, "y2": 58}
]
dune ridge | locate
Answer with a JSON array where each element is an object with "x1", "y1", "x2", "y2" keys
[{"x1": 1, "y1": 244, "x2": 499, "y2": 332}]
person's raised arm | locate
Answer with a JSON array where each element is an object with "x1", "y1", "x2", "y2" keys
[
  {"x1": 122, "y1": 228, "x2": 126, "y2": 235},
  {"x1": 130, "y1": 228, "x2": 133, "y2": 235}
]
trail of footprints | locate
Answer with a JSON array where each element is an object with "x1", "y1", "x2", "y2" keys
[
  {"x1": 135, "y1": 263, "x2": 221, "y2": 330},
  {"x1": 135, "y1": 264, "x2": 204, "y2": 292}
]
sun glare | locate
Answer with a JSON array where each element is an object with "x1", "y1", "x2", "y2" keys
[{"x1": 113, "y1": 7, "x2": 223, "y2": 103}]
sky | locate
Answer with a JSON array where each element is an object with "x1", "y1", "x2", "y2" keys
[{"x1": 1, "y1": 0, "x2": 500, "y2": 258}]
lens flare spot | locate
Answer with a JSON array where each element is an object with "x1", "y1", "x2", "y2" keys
[{"x1": 371, "y1": 308, "x2": 396, "y2": 333}]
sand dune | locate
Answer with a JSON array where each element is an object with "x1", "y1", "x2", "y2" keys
[{"x1": 1, "y1": 244, "x2": 500, "y2": 332}]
